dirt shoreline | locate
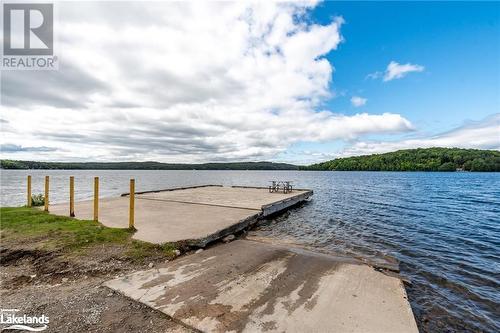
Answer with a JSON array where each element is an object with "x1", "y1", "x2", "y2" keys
[{"x1": 0, "y1": 244, "x2": 194, "y2": 332}]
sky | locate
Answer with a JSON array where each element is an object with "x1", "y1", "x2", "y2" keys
[{"x1": 1, "y1": 1, "x2": 499, "y2": 164}]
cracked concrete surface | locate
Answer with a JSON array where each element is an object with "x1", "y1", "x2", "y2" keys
[{"x1": 105, "y1": 240, "x2": 418, "y2": 333}]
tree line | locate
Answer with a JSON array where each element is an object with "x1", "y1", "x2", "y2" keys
[
  {"x1": 300, "y1": 148, "x2": 499, "y2": 172},
  {"x1": 0, "y1": 160, "x2": 299, "y2": 170},
  {"x1": 2, "y1": 148, "x2": 499, "y2": 171}
]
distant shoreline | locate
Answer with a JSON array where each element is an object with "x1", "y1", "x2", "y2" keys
[
  {"x1": 1, "y1": 147, "x2": 499, "y2": 172},
  {"x1": 0, "y1": 160, "x2": 300, "y2": 171}
]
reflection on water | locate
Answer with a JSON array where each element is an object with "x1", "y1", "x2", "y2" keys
[{"x1": 1, "y1": 170, "x2": 499, "y2": 332}]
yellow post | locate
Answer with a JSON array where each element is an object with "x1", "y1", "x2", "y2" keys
[
  {"x1": 44, "y1": 176, "x2": 49, "y2": 211},
  {"x1": 129, "y1": 179, "x2": 135, "y2": 229},
  {"x1": 93, "y1": 177, "x2": 99, "y2": 221},
  {"x1": 27, "y1": 175, "x2": 32, "y2": 207},
  {"x1": 69, "y1": 176, "x2": 75, "y2": 217}
]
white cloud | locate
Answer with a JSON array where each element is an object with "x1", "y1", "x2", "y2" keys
[
  {"x1": 383, "y1": 61, "x2": 425, "y2": 81},
  {"x1": 338, "y1": 114, "x2": 500, "y2": 157},
  {"x1": 0, "y1": 2, "x2": 414, "y2": 162},
  {"x1": 367, "y1": 61, "x2": 425, "y2": 82},
  {"x1": 350, "y1": 96, "x2": 367, "y2": 107}
]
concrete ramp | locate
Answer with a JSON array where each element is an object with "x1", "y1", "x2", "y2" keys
[{"x1": 105, "y1": 240, "x2": 418, "y2": 333}]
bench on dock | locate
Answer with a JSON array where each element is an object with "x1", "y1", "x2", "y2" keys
[{"x1": 269, "y1": 180, "x2": 293, "y2": 194}]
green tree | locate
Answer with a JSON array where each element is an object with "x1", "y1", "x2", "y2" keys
[
  {"x1": 303, "y1": 148, "x2": 500, "y2": 172},
  {"x1": 438, "y1": 162, "x2": 456, "y2": 171}
]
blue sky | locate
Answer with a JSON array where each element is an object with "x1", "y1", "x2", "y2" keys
[
  {"x1": 281, "y1": 1, "x2": 499, "y2": 162},
  {"x1": 1, "y1": 1, "x2": 498, "y2": 163}
]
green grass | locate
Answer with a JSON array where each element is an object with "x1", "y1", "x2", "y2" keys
[
  {"x1": 0, "y1": 207, "x2": 177, "y2": 259},
  {"x1": 127, "y1": 241, "x2": 177, "y2": 260}
]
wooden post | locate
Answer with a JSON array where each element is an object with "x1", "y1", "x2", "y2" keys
[
  {"x1": 93, "y1": 177, "x2": 99, "y2": 221},
  {"x1": 129, "y1": 179, "x2": 135, "y2": 229},
  {"x1": 27, "y1": 175, "x2": 32, "y2": 207},
  {"x1": 44, "y1": 176, "x2": 49, "y2": 211},
  {"x1": 69, "y1": 176, "x2": 75, "y2": 217}
]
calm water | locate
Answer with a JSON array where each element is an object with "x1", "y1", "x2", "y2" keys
[{"x1": 1, "y1": 170, "x2": 499, "y2": 332}]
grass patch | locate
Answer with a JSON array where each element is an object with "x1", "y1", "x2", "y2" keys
[
  {"x1": 127, "y1": 241, "x2": 177, "y2": 260},
  {"x1": 0, "y1": 207, "x2": 131, "y2": 250},
  {"x1": 0, "y1": 207, "x2": 177, "y2": 260}
]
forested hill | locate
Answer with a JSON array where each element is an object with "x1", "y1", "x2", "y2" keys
[
  {"x1": 3, "y1": 148, "x2": 499, "y2": 171},
  {"x1": 301, "y1": 148, "x2": 500, "y2": 172},
  {"x1": 0, "y1": 160, "x2": 299, "y2": 170}
]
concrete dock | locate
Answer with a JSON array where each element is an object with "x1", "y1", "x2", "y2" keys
[
  {"x1": 47, "y1": 185, "x2": 312, "y2": 246},
  {"x1": 105, "y1": 239, "x2": 419, "y2": 333}
]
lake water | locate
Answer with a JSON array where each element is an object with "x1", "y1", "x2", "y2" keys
[{"x1": 1, "y1": 170, "x2": 499, "y2": 332}]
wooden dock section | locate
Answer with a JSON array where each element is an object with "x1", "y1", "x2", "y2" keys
[{"x1": 47, "y1": 185, "x2": 313, "y2": 247}]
